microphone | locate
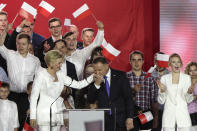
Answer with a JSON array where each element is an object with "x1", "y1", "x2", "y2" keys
[{"x1": 50, "y1": 96, "x2": 60, "y2": 131}]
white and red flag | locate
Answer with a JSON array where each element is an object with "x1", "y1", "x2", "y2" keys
[
  {"x1": 0, "y1": 3, "x2": 7, "y2": 11},
  {"x1": 102, "y1": 43, "x2": 121, "y2": 61},
  {"x1": 138, "y1": 111, "x2": 153, "y2": 125},
  {"x1": 157, "y1": 54, "x2": 169, "y2": 68},
  {"x1": 38, "y1": 0, "x2": 55, "y2": 17},
  {"x1": 64, "y1": 18, "x2": 71, "y2": 26},
  {"x1": 145, "y1": 65, "x2": 156, "y2": 78},
  {"x1": 72, "y1": 3, "x2": 92, "y2": 21},
  {"x1": 19, "y1": 2, "x2": 37, "y2": 22}
]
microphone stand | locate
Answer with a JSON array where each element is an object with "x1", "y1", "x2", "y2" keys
[{"x1": 50, "y1": 96, "x2": 60, "y2": 131}]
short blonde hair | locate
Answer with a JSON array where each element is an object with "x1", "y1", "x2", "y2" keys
[
  {"x1": 185, "y1": 61, "x2": 197, "y2": 75},
  {"x1": 44, "y1": 50, "x2": 63, "y2": 66},
  {"x1": 169, "y1": 53, "x2": 183, "y2": 67}
]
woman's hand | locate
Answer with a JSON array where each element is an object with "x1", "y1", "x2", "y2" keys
[
  {"x1": 157, "y1": 80, "x2": 166, "y2": 93},
  {"x1": 30, "y1": 119, "x2": 37, "y2": 128}
]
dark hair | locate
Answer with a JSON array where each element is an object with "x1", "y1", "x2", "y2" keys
[
  {"x1": 0, "y1": 11, "x2": 8, "y2": 17},
  {"x1": 82, "y1": 28, "x2": 94, "y2": 35},
  {"x1": 48, "y1": 17, "x2": 61, "y2": 27},
  {"x1": 129, "y1": 50, "x2": 144, "y2": 61},
  {"x1": 92, "y1": 57, "x2": 108, "y2": 64},
  {"x1": 90, "y1": 47, "x2": 103, "y2": 63},
  {"x1": 63, "y1": 32, "x2": 74, "y2": 40},
  {"x1": 54, "y1": 39, "x2": 67, "y2": 47},
  {"x1": 27, "y1": 81, "x2": 33, "y2": 91},
  {"x1": 1, "y1": 82, "x2": 10, "y2": 90},
  {"x1": 17, "y1": 33, "x2": 31, "y2": 44}
]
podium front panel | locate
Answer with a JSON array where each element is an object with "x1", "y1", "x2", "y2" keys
[{"x1": 69, "y1": 110, "x2": 104, "y2": 131}]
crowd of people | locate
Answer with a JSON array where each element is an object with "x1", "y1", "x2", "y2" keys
[{"x1": 0, "y1": 10, "x2": 197, "y2": 131}]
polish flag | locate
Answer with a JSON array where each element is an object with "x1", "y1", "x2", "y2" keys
[
  {"x1": 72, "y1": 4, "x2": 92, "y2": 21},
  {"x1": 19, "y1": 2, "x2": 37, "y2": 22},
  {"x1": 64, "y1": 18, "x2": 71, "y2": 26},
  {"x1": 102, "y1": 43, "x2": 121, "y2": 61},
  {"x1": 138, "y1": 111, "x2": 153, "y2": 125},
  {"x1": 0, "y1": 3, "x2": 6, "y2": 11},
  {"x1": 145, "y1": 65, "x2": 156, "y2": 78},
  {"x1": 38, "y1": 1, "x2": 55, "y2": 17},
  {"x1": 157, "y1": 54, "x2": 169, "y2": 68}
]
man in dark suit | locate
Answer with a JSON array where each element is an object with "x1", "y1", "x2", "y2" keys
[
  {"x1": 6, "y1": 19, "x2": 45, "y2": 57},
  {"x1": 0, "y1": 11, "x2": 10, "y2": 74},
  {"x1": 38, "y1": 17, "x2": 62, "y2": 67},
  {"x1": 88, "y1": 57, "x2": 134, "y2": 131}
]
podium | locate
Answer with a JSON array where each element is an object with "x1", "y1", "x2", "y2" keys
[{"x1": 61, "y1": 109, "x2": 110, "y2": 131}]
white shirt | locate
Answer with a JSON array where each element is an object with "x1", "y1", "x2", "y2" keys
[
  {"x1": 30, "y1": 68, "x2": 93, "y2": 125},
  {"x1": 0, "y1": 99, "x2": 19, "y2": 131},
  {"x1": 65, "y1": 30, "x2": 104, "y2": 80},
  {"x1": 0, "y1": 45, "x2": 41, "y2": 93}
]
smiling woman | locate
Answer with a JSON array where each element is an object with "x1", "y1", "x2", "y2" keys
[
  {"x1": 30, "y1": 50, "x2": 94, "y2": 131},
  {"x1": 157, "y1": 53, "x2": 194, "y2": 131}
]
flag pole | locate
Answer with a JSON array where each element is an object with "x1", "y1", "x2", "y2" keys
[
  {"x1": 12, "y1": 13, "x2": 18, "y2": 24},
  {"x1": 91, "y1": 13, "x2": 98, "y2": 22}
]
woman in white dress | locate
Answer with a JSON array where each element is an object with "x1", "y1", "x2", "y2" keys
[
  {"x1": 30, "y1": 50, "x2": 94, "y2": 131},
  {"x1": 157, "y1": 53, "x2": 193, "y2": 131}
]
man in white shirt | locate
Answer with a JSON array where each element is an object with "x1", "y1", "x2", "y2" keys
[
  {"x1": 63, "y1": 21, "x2": 104, "y2": 80},
  {"x1": 0, "y1": 32, "x2": 40, "y2": 131},
  {"x1": 81, "y1": 28, "x2": 94, "y2": 48}
]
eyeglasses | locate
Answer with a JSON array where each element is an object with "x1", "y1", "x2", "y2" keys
[{"x1": 50, "y1": 25, "x2": 61, "y2": 29}]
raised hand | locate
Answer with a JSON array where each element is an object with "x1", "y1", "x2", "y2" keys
[
  {"x1": 96, "y1": 21, "x2": 104, "y2": 30},
  {"x1": 43, "y1": 41, "x2": 51, "y2": 53},
  {"x1": 157, "y1": 80, "x2": 166, "y2": 93}
]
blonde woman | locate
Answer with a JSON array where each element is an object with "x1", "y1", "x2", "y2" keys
[
  {"x1": 185, "y1": 62, "x2": 197, "y2": 131},
  {"x1": 157, "y1": 53, "x2": 193, "y2": 131},
  {"x1": 30, "y1": 50, "x2": 94, "y2": 131}
]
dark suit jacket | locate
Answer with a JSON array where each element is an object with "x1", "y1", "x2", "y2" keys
[
  {"x1": 0, "y1": 33, "x2": 10, "y2": 74},
  {"x1": 88, "y1": 68, "x2": 134, "y2": 131},
  {"x1": 38, "y1": 37, "x2": 54, "y2": 67},
  {"x1": 6, "y1": 29, "x2": 45, "y2": 56}
]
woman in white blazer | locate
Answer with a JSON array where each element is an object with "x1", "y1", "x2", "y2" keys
[
  {"x1": 30, "y1": 50, "x2": 94, "y2": 131},
  {"x1": 157, "y1": 53, "x2": 193, "y2": 131}
]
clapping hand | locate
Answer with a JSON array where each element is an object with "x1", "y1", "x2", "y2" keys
[{"x1": 157, "y1": 80, "x2": 166, "y2": 93}]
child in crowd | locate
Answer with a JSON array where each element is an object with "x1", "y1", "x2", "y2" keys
[{"x1": 0, "y1": 82, "x2": 19, "y2": 131}]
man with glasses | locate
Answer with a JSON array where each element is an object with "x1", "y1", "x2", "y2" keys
[
  {"x1": 38, "y1": 17, "x2": 62, "y2": 67},
  {"x1": 127, "y1": 50, "x2": 158, "y2": 131}
]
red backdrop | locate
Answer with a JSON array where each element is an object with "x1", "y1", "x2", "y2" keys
[{"x1": 1, "y1": 0, "x2": 159, "y2": 72}]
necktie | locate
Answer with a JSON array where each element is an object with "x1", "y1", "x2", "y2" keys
[
  {"x1": 104, "y1": 76, "x2": 112, "y2": 115},
  {"x1": 104, "y1": 76, "x2": 110, "y2": 97}
]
